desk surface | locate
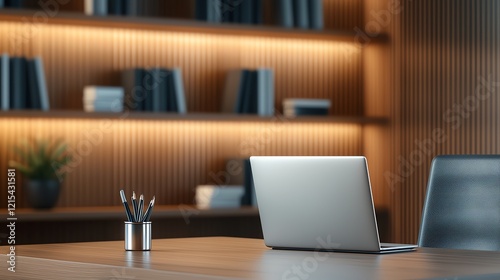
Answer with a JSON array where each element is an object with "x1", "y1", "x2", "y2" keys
[{"x1": 2, "y1": 237, "x2": 500, "y2": 279}]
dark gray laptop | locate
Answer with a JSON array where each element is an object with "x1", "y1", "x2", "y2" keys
[{"x1": 250, "y1": 156, "x2": 416, "y2": 253}]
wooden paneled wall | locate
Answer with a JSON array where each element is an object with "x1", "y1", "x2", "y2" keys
[
  {"x1": 0, "y1": 119, "x2": 363, "y2": 207},
  {"x1": 388, "y1": 0, "x2": 500, "y2": 243},
  {"x1": 0, "y1": 1, "x2": 387, "y2": 210}
]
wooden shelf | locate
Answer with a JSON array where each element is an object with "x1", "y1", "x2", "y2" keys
[
  {"x1": 0, "y1": 110, "x2": 389, "y2": 125},
  {"x1": 0, "y1": 205, "x2": 259, "y2": 222},
  {"x1": 0, "y1": 9, "x2": 388, "y2": 43}
]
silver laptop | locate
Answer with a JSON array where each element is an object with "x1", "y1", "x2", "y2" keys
[{"x1": 250, "y1": 156, "x2": 417, "y2": 253}]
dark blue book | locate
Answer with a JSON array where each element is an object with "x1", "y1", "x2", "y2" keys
[
  {"x1": 166, "y1": 72, "x2": 178, "y2": 112},
  {"x1": 240, "y1": 0, "x2": 254, "y2": 24},
  {"x1": 5, "y1": 0, "x2": 23, "y2": 8},
  {"x1": 0, "y1": 53, "x2": 9, "y2": 110},
  {"x1": 150, "y1": 68, "x2": 168, "y2": 112},
  {"x1": 247, "y1": 71, "x2": 258, "y2": 113},
  {"x1": 9, "y1": 57, "x2": 27, "y2": 109},
  {"x1": 0, "y1": 0, "x2": 4, "y2": 8},
  {"x1": 276, "y1": 0, "x2": 293, "y2": 28},
  {"x1": 221, "y1": 0, "x2": 233, "y2": 23},
  {"x1": 26, "y1": 59, "x2": 41, "y2": 109},
  {"x1": 293, "y1": 0, "x2": 309, "y2": 29},
  {"x1": 107, "y1": 0, "x2": 123, "y2": 15},
  {"x1": 143, "y1": 70, "x2": 154, "y2": 111},
  {"x1": 308, "y1": 0, "x2": 323, "y2": 30},
  {"x1": 195, "y1": 0, "x2": 208, "y2": 21},
  {"x1": 253, "y1": 0, "x2": 262, "y2": 24},
  {"x1": 123, "y1": 0, "x2": 139, "y2": 16},
  {"x1": 238, "y1": 70, "x2": 251, "y2": 113},
  {"x1": 122, "y1": 68, "x2": 146, "y2": 111}
]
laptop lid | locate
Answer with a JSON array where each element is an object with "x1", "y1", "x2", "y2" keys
[{"x1": 250, "y1": 156, "x2": 382, "y2": 252}]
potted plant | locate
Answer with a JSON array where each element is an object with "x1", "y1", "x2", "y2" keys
[{"x1": 9, "y1": 138, "x2": 72, "y2": 209}]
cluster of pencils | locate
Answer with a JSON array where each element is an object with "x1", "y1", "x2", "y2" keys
[{"x1": 120, "y1": 190, "x2": 155, "y2": 222}]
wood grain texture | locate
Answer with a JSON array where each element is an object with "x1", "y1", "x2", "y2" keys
[
  {"x1": 388, "y1": 0, "x2": 500, "y2": 243},
  {"x1": 2, "y1": 237, "x2": 500, "y2": 279}
]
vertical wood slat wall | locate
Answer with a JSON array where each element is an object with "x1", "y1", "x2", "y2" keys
[
  {"x1": 390, "y1": 0, "x2": 500, "y2": 243},
  {"x1": 0, "y1": 0, "x2": 383, "y2": 208}
]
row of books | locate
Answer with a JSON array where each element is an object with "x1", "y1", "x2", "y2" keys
[
  {"x1": 122, "y1": 68, "x2": 187, "y2": 113},
  {"x1": 277, "y1": 0, "x2": 324, "y2": 30},
  {"x1": 85, "y1": 0, "x2": 141, "y2": 16},
  {"x1": 195, "y1": 0, "x2": 263, "y2": 25},
  {"x1": 222, "y1": 68, "x2": 274, "y2": 116},
  {"x1": 0, "y1": 54, "x2": 49, "y2": 111},
  {"x1": 0, "y1": 0, "x2": 23, "y2": 8}
]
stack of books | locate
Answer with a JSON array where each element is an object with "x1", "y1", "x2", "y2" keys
[
  {"x1": 221, "y1": 68, "x2": 274, "y2": 116},
  {"x1": 0, "y1": 0, "x2": 24, "y2": 8},
  {"x1": 283, "y1": 98, "x2": 331, "y2": 117},
  {"x1": 122, "y1": 68, "x2": 187, "y2": 113},
  {"x1": 276, "y1": 0, "x2": 323, "y2": 29},
  {"x1": 85, "y1": 0, "x2": 141, "y2": 16},
  {"x1": 0, "y1": 54, "x2": 49, "y2": 111},
  {"x1": 83, "y1": 86, "x2": 124, "y2": 112},
  {"x1": 195, "y1": 185, "x2": 245, "y2": 209},
  {"x1": 196, "y1": 0, "x2": 263, "y2": 25}
]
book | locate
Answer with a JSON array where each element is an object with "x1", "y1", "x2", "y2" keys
[
  {"x1": 5, "y1": 0, "x2": 23, "y2": 8},
  {"x1": 265, "y1": 69, "x2": 274, "y2": 115},
  {"x1": 83, "y1": 86, "x2": 124, "y2": 100},
  {"x1": 240, "y1": 0, "x2": 254, "y2": 24},
  {"x1": 149, "y1": 68, "x2": 166, "y2": 112},
  {"x1": 308, "y1": 0, "x2": 323, "y2": 30},
  {"x1": 277, "y1": 0, "x2": 293, "y2": 28},
  {"x1": 257, "y1": 69, "x2": 267, "y2": 115},
  {"x1": 85, "y1": 0, "x2": 108, "y2": 16},
  {"x1": 166, "y1": 71, "x2": 178, "y2": 112},
  {"x1": 0, "y1": 53, "x2": 9, "y2": 111},
  {"x1": 107, "y1": 0, "x2": 123, "y2": 15},
  {"x1": 143, "y1": 70, "x2": 154, "y2": 111},
  {"x1": 283, "y1": 98, "x2": 331, "y2": 117},
  {"x1": 293, "y1": 0, "x2": 309, "y2": 29},
  {"x1": 172, "y1": 68, "x2": 187, "y2": 114},
  {"x1": 122, "y1": 68, "x2": 146, "y2": 111},
  {"x1": 253, "y1": 0, "x2": 262, "y2": 24},
  {"x1": 221, "y1": 70, "x2": 245, "y2": 113},
  {"x1": 9, "y1": 57, "x2": 27, "y2": 109},
  {"x1": 84, "y1": 101, "x2": 124, "y2": 112},
  {"x1": 196, "y1": 0, "x2": 221, "y2": 22},
  {"x1": 123, "y1": 0, "x2": 139, "y2": 16},
  {"x1": 241, "y1": 70, "x2": 256, "y2": 113},
  {"x1": 26, "y1": 59, "x2": 41, "y2": 109},
  {"x1": 0, "y1": 0, "x2": 4, "y2": 8},
  {"x1": 224, "y1": 158, "x2": 256, "y2": 206},
  {"x1": 33, "y1": 57, "x2": 49, "y2": 111},
  {"x1": 195, "y1": 185, "x2": 244, "y2": 209}
]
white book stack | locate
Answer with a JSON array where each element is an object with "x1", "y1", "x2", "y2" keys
[
  {"x1": 83, "y1": 86, "x2": 124, "y2": 112},
  {"x1": 195, "y1": 185, "x2": 245, "y2": 209},
  {"x1": 283, "y1": 98, "x2": 331, "y2": 117}
]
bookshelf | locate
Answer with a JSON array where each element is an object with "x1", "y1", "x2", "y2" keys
[{"x1": 0, "y1": 1, "x2": 391, "y2": 216}]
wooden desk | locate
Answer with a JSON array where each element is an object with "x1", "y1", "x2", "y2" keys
[{"x1": 2, "y1": 237, "x2": 500, "y2": 279}]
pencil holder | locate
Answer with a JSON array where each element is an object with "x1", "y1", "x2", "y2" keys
[{"x1": 124, "y1": 222, "x2": 151, "y2": 251}]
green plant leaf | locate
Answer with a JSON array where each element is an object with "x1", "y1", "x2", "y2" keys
[
  {"x1": 8, "y1": 160, "x2": 32, "y2": 177},
  {"x1": 50, "y1": 142, "x2": 68, "y2": 162}
]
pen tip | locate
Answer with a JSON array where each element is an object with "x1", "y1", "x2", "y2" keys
[
  {"x1": 152, "y1": 196, "x2": 156, "y2": 203},
  {"x1": 140, "y1": 194, "x2": 144, "y2": 199},
  {"x1": 132, "y1": 191, "x2": 136, "y2": 199}
]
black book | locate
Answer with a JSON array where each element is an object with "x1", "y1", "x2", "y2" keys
[
  {"x1": 195, "y1": 0, "x2": 208, "y2": 21},
  {"x1": 166, "y1": 72, "x2": 178, "y2": 112},
  {"x1": 238, "y1": 70, "x2": 251, "y2": 113},
  {"x1": 26, "y1": 59, "x2": 41, "y2": 109},
  {"x1": 150, "y1": 68, "x2": 169, "y2": 112},
  {"x1": 241, "y1": 159, "x2": 255, "y2": 205},
  {"x1": 122, "y1": 68, "x2": 146, "y2": 111},
  {"x1": 107, "y1": 0, "x2": 124, "y2": 15},
  {"x1": 253, "y1": 0, "x2": 262, "y2": 24},
  {"x1": 221, "y1": 0, "x2": 233, "y2": 23},
  {"x1": 9, "y1": 57, "x2": 27, "y2": 109},
  {"x1": 240, "y1": 0, "x2": 254, "y2": 24},
  {"x1": 246, "y1": 71, "x2": 258, "y2": 113},
  {"x1": 5, "y1": 0, "x2": 23, "y2": 8},
  {"x1": 142, "y1": 70, "x2": 155, "y2": 111}
]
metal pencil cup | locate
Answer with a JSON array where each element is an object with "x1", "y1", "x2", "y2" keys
[{"x1": 124, "y1": 222, "x2": 151, "y2": 251}]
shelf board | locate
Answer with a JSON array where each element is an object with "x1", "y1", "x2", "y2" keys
[
  {"x1": 0, "y1": 205, "x2": 259, "y2": 222},
  {"x1": 0, "y1": 110, "x2": 389, "y2": 125},
  {"x1": 0, "y1": 9, "x2": 388, "y2": 43}
]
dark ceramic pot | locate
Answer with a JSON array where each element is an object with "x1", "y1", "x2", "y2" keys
[{"x1": 24, "y1": 179, "x2": 61, "y2": 209}]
